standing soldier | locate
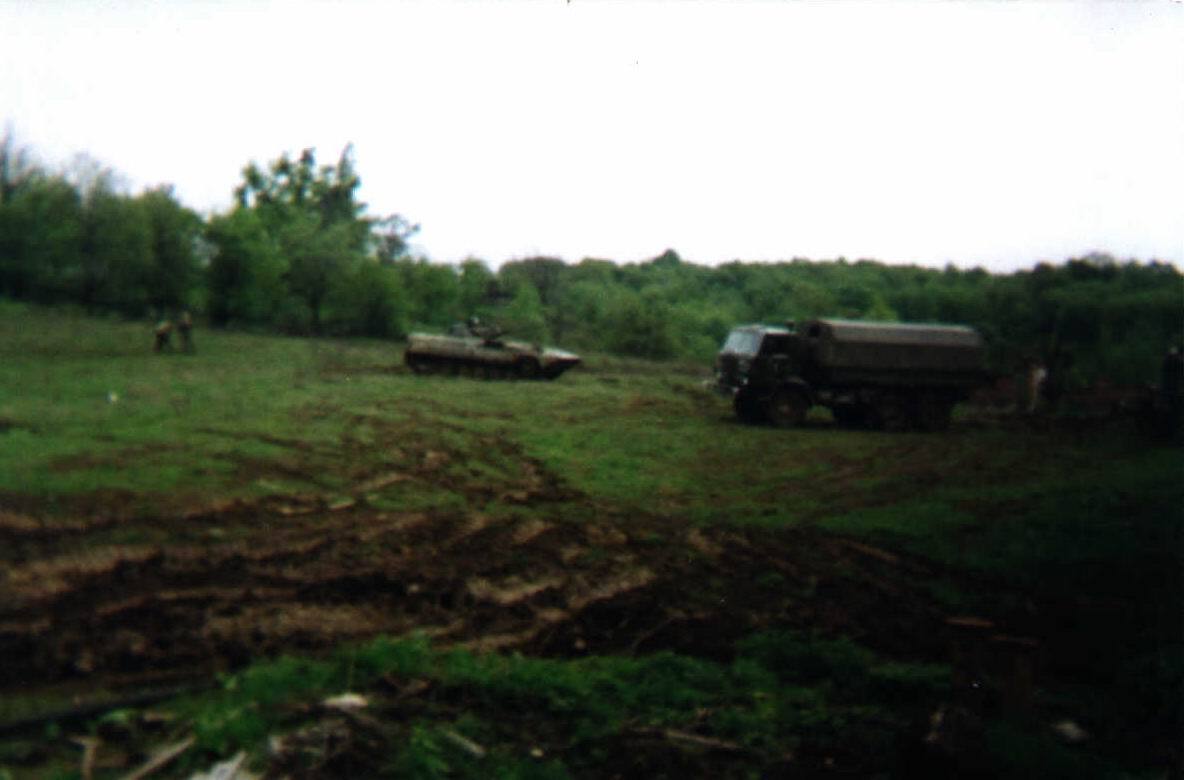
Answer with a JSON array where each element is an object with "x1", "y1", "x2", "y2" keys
[
  {"x1": 1017, "y1": 358, "x2": 1046, "y2": 415},
  {"x1": 153, "y1": 319, "x2": 174, "y2": 353},
  {"x1": 1162, "y1": 346, "x2": 1183, "y2": 425},
  {"x1": 178, "y1": 311, "x2": 195, "y2": 353}
]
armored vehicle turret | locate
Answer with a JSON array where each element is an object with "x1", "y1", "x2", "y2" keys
[{"x1": 715, "y1": 318, "x2": 988, "y2": 430}]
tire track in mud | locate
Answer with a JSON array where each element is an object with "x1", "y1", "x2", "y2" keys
[
  {"x1": 0, "y1": 501, "x2": 657, "y2": 689},
  {"x1": 0, "y1": 428, "x2": 953, "y2": 706},
  {"x1": 1, "y1": 512, "x2": 950, "y2": 697}
]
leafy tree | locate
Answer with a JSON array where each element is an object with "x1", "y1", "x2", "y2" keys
[
  {"x1": 834, "y1": 283, "x2": 875, "y2": 318},
  {"x1": 604, "y1": 288, "x2": 676, "y2": 360},
  {"x1": 81, "y1": 188, "x2": 153, "y2": 315},
  {"x1": 499, "y1": 256, "x2": 567, "y2": 329},
  {"x1": 138, "y1": 186, "x2": 201, "y2": 314},
  {"x1": 0, "y1": 175, "x2": 82, "y2": 301},
  {"x1": 395, "y1": 258, "x2": 460, "y2": 329},
  {"x1": 550, "y1": 280, "x2": 612, "y2": 351},
  {"x1": 205, "y1": 209, "x2": 286, "y2": 326},
  {"x1": 457, "y1": 258, "x2": 497, "y2": 316},
  {"x1": 497, "y1": 283, "x2": 549, "y2": 343},
  {"x1": 325, "y1": 260, "x2": 408, "y2": 338},
  {"x1": 0, "y1": 127, "x2": 40, "y2": 206},
  {"x1": 279, "y1": 215, "x2": 358, "y2": 334},
  {"x1": 374, "y1": 214, "x2": 420, "y2": 263},
  {"x1": 222, "y1": 145, "x2": 416, "y2": 335}
]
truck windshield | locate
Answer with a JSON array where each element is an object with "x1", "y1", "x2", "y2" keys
[{"x1": 722, "y1": 330, "x2": 761, "y2": 355}]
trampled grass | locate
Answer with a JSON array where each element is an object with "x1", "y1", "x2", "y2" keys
[
  {"x1": 9, "y1": 301, "x2": 1171, "y2": 534},
  {"x1": 1, "y1": 303, "x2": 1180, "y2": 778},
  {"x1": 173, "y1": 631, "x2": 951, "y2": 778}
]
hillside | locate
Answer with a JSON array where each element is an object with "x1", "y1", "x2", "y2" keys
[{"x1": 0, "y1": 303, "x2": 1180, "y2": 778}]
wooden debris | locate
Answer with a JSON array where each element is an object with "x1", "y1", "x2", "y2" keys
[
  {"x1": 441, "y1": 728, "x2": 487, "y2": 758},
  {"x1": 354, "y1": 471, "x2": 408, "y2": 492},
  {"x1": 276, "y1": 503, "x2": 318, "y2": 517},
  {"x1": 630, "y1": 727, "x2": 745, "y2": 753},
  {"x1": 1052, "y1": 720, "x2": 1090, "y2": 744},
  {"x1": 186, "y1": 750, "x2": 258, "y2": 780},
  {"x1": 72, "y1": 736, "x2": 99, "y2": 780},
  {"x1": 989, "y1": 633, "x2": 1040, "y2": 649},
  {"x1": 322, "y1": 693, "x2": 369, "y2": 711},
  {"x1": 839, "y1": 539, "x2": 900, "y2": 565},
  {"x1": 122, "y1": 735, "x2": 195, "y2": 780}
]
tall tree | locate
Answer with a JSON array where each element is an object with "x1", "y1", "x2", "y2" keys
[
  {"x1": 0, "y1": 175, "x2": 82, "y2": 301},
  {"x1": 138, "y1": 186, "x2": 202, "y2": 314},
  {"x1": 81, "y1": 188, "x2": 153, "y2": 314},
  {"x1": 0, "y1": 127, "x2": 39, "y2": 207},
  {"x1": 223, "y1": 145, "x2": 416, "y2": 334},
  {"x1": 205, "y1": 209, "x2": 286, "y2": 326}
]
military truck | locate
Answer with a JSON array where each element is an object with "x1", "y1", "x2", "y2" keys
[
  {"x1": 715, "y1": 318, "x2": 988, "y2": 430},
  {"x1": 404, "y1": 328, "x2": 581, "y2": 380}
]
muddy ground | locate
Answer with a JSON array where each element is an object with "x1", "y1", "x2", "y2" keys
[
  {"x1": 1, "y1": 418, "x2": 1178, "y2": 778},
  {"x1": 0, "y1": 445, "x2": 952, "y2": 700}
]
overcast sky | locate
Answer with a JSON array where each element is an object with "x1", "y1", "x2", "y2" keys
[{"x1": 2, "y1": 1, "x2": 1181, "y2": 271}]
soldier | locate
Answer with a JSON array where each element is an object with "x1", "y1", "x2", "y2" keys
[
  {"x1": 1018, "y1": 358, "x2": 1046, "y2": 415},
  {"x1": 1162, "y1": 346, "x2": 1183, "y2": 422},
  {"x1": 153, "y1": 319, "x2": 174, "y2": 353},
  {"x1": 177, "y1": 310, "x2": 195, "y2": 353},
  {"x1": 468, "y1": 316, "x2": 501, "y2": 341}
]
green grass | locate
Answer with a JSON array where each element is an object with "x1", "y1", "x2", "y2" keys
[
  {"x1": 1, "y1": 302, "x2": 1180, "y2": 778},
  {"x1": 817, "y1": 447, "x2": 1183, "y2": 585},
  {"x1": 168, "y1": 631, "x2": 950, "y2": 778},
  {"x1": 162, "y1": 629, "x2": 1134, "y2": 778}
]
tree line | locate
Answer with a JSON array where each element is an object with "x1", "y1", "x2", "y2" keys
[{"x1": 1, "y1": 131, "x2": 1180, "y2": 385}]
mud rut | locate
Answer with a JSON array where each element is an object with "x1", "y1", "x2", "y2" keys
[{"x1": 0, "y1": 430, "x2": 951, "y2": 707}]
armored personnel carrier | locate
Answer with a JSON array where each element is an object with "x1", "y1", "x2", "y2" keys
[
  {"x1": 404, "y1": 326, "x2": 581, "y2": 380},
  {"x1": 715, "y1": 318, "x2": 988, "y2": 430}
]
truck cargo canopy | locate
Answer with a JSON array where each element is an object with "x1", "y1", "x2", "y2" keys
[{"x1": 809, "y1": 319, "x2": 983, "y2": 348}]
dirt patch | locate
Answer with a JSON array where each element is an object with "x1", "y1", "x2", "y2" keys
[
  {"x1": 0, "y1": 485, "x2": 955, "y2": 701},
  {"x1": 3, "y1": 463, "x2": 1170, "y2": 776}
]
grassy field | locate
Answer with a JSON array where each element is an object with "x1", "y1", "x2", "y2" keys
[{"x1": 0, "y1": 300, "x2": 1180, "y2": 778}]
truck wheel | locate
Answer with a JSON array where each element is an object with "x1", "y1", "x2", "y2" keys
[
  {"x1": 870, "y1": 395, "x2": 908, "y2": 431},
  {"x1": 766, "y1": 388, "x2": 809, "y2": 428},
  {"x1": 734, "y1": 392, "x2": 764, "y2": 424},
  {"x1": 832, "y1": 404, "x2": 865, "y2": 428},
  {"x1": 913, "y1": 394, "x2": 953, "y2": 431}
]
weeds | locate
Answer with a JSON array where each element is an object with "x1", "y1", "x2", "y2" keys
[{"x1": 170, "y1": 630, "x2": 950, "y2": 777}]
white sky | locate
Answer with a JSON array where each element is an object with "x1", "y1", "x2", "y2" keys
[{"x1": 2, "y1": 0, "x2": 1182, "y2": 271}]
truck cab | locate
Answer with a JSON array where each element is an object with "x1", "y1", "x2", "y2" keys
[
  {"x1": 715, "y1": 324, "x2": 811, "y2": 424},
  {"x1": 715, "y1": 325, "x2": 792, "y2": 394}
]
